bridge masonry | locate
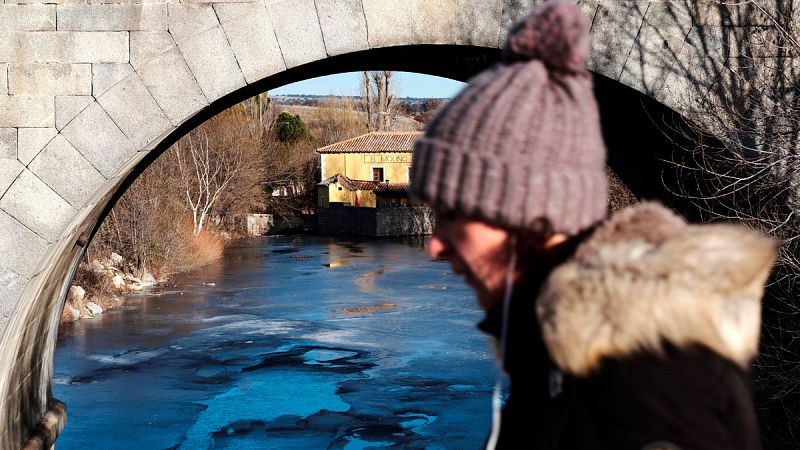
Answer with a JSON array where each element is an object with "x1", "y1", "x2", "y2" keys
[{"x1": 0, "y1": 0, "x2": 794, "y2": 447}]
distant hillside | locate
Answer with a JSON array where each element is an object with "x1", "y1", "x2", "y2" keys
[{"x1": 275, "y1": 104, "x2": 424, "y2": 132}]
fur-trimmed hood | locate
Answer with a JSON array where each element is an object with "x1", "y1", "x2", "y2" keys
[{"x1": 537, "y1": 202, "x2": 777, "y2": 377}]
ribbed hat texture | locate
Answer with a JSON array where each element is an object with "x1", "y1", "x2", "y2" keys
[{"x1": 410, "y1": 1, "x2": 607, "y2": 235}]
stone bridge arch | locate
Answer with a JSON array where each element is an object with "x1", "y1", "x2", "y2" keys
[{"x1": 0, "y1": 0, "x2": 781, "y2": 446}]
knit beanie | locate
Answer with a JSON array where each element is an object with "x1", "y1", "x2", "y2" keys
[{"x1": 410, "y1": 0, "x2": 607, "y2": 236}]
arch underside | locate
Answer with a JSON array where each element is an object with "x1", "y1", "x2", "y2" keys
[{"x1": 0, "y1": 0, "x2": 744, "y2": 446}]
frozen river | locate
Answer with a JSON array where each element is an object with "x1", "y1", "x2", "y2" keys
[{"x1": 54, "y1": 236, "x2": 497, "y2": 449}]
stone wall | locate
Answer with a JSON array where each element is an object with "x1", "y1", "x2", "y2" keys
[{"x1": 318, "y1": 204, "x2": 432, "y2": 237}]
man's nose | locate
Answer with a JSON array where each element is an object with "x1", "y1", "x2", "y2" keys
[{"x1": 427, "y1": 235, "x2": 448, "y2": 260}]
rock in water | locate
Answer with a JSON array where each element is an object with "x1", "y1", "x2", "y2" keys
[
  {"x1": 86, "y1": 302, "x2": 103, "y2": 316},
  {"x1": 141, "y1": 272, "x2": 157, "y2": 286}
]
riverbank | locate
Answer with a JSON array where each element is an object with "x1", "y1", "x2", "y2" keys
[{"x1": 61, "y1": 229, "x2": 234, "y2": 325}]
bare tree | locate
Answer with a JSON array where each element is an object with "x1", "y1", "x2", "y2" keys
[
  {"x1": 360, "y1": 71, "x2": 397, "y2": 131},
  {"x1": 174, "y1": 129, "x2": 244, "y2": 236}
]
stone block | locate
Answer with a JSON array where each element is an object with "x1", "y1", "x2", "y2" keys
[
  {"x1": 499, "y1": 0, "x2": 538, "y2": 41},
  {"x1": 0, "y1": 128, "x2": 15, "y2": 159},
  {"x1": 215, "y1": 3, "x2": 286, "y2": 83},
  {"x1": 0, "y1": 32, "x2": 128, "y2": 63},
  {"x1": 499, "y1": 1, "x2": 599, "y2": 44},
  {"x1": 619, "y1": 19, "x2": 684, "y2": 96},
  {"x1": 17, "y1": 128, "x2": 56, "y2": 166},
  {"x1": 0, "y1": 5, "x2": 54, "y2": 31},
  {"x1": 643, "y1": 1, "x2": 693, "y2": 41},
  {"x1": 689, "y1": 1, "x2": 775, "y2": 27},
  {"x1": 131, "y1": 32, "x2": 207, "y2": 125},
  {"x1": 167, "y1": 4, "x2": 219, "y2": 41},
  {"x1": 654, "y1": 41, "x2": 716, "y2": 120},
  {"x1": 267, "y1": 0, "x2": 328, "y2": 67},
  {"x1": 97, "y1": 72, "x2": 173, "y2": 149},
  {"x1": 454, "y1": 0, "x2": 503, "y2": 48},
  {"x1": 174, "y1": 25, "x2": 246, "y2": 102},
  {"x1": 0, "y1": 169, "x2": 76, "y2": 243},
  {"x1": 0, "y1": 267, "x2": 27, "y2": 320},
  {"x1": 92, "y1": 63, "x2": 134, "y2": 97},
  {"x1": 8, "y1": 63, "x2": 91, "y2": 95},
  {"x1": 687, "y1": 26, "x2": 789, "y2": 59},
  {"x1": 54, "y1": 95, "x2": 92, "y2": 130},
  {"x1": 587, "y1": 1, "x2": 645, "y2": 80},
  {"x1": 130, "y1": 31, "x2": 173, "y2": 68},
  {"x1": 57, "y1": 4, "x2": 167, "y2": 31},
  {"x1": 0, "y1": 95, "x2": 53, "y2": 128},
  {"x1": 0, "y1": 64, "x2": 6, "y2": 94},
  {"x1": 28, "y1": 135, "x2": 106, "y2": 209},
  {"x1": 0, "y1": 211, "x2": 48, "y2": 279},
  {"x1": 362, "y1": 0, "x2": 457, "y2": 49},
  {"x1": 314, "y1": 0, "x2": 369, "y2": 56},
  {"x1": 0, "y1": 159, "x2": 23, "y2": 198},
  {"x1": 60, "y1": 102, "x2": 135, "y2": 178}
]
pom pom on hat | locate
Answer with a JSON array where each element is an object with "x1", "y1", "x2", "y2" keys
[{"x1": 502, "y1": 1, "x2": 591, "y2": 74}]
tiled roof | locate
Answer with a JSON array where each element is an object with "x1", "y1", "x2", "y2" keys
[
  {"x1": 317, "y1": 174, "x2": 408, "y2": 193},
  {"x1": 316, "y1": 131, "x2": 422, "y2": 154},
  {"x1": 375, "y1": 183, "x2": 409, "y2": 193}
]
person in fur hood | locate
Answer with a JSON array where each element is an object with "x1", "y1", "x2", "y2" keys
[{"x1": 409, "y1": 1, "x2": 777, "y2": 449}]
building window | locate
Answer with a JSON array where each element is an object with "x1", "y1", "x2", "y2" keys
[
  {"x1": 407, "y1": 166, "x2": 412, "y2": 182},
  {"x1": 372, "y1": 166, "x2": 385, "y2": 182}
]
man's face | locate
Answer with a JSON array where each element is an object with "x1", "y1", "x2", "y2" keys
[{"x1": 426, "y1": 212, "x2": 513, "y2": 311}]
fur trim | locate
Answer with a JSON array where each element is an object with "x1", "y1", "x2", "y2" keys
[{"x1": 537, "y1": 202, "x2": 777, "y2": 376}]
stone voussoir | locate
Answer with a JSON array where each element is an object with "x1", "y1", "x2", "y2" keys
[
  {"x1": 266, "y1": 0, "x2": 328, "y2": 68},
  {"x1": 173, "y1": 25, "x2": 246, "y2": 103},
  {"x1": 167, "y1": 3, "x2": 219, "y2": 41},
  {"x1": 91, "y1": 63, "x2": 134, "y2": 98},
  {"x1": 313, "y1": 0, "x2": 369, "y2": 57},
  {"x1": 454, "y1": 0, "x2": 504, "y2": 48},
  {"x1": 96, "y1": 72, "x2": 174, "y2": 150},
  {"x1": 54, "y1": 95, "x2": 92, "y2": 131},
  {"x1": 8, "y1": 64, "x2": 91, "y2": 96},
  {"x1": 214, "y1": 2, "x2": 286, "y2": 83},
  {"x1": 16, "y1": 128, "x2": 56, "y2": 167},
  {"x1": 130, "y1": 32, "x2": 208, "y2": 125},
  {"x1": 588, "y1": 1, "x2": 647, "y2": 80},
  {"x1": 28, "y1": 134, "x2": 106, "y2": 210},
  {"x1": 0, "y1": 268, "x2": 27, "y2": 325},
  {"x1": 0, "y1": 159, "x2": 23, "y2": 200},
  {"x1": 0, "y1": 211, "x2": 48, "y2": 280},
  {"x1": 60, "y1": 102, "x2": 135, "y2": 178},
  {"x1": 0, "y1": 169, "x2": 77, "y2": 244},
  {"x1": 56, "y1": 4, "x2": 167, "y2": 31},
  {"x1": 362, "y1": 0, "x2": 457, "y2": 49}
]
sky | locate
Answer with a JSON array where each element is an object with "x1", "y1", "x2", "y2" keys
[{"x1": 270, "y1": 71, "x2": 465, "y2": 98}]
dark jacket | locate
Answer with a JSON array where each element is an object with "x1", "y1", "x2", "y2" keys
[{"x1": 479, "y1": 203, "x2": 775, "y2": 450}]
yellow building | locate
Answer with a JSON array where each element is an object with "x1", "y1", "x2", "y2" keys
[{"x1": 317, "y1": 131, "x2": 421, "y2": 208}]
